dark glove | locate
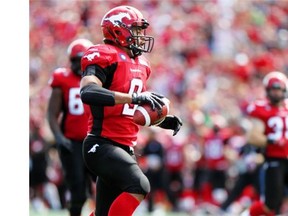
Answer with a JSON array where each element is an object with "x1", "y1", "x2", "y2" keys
[
  {"x1": 132, "y1": 92, "x2": 165, "y2": 110},
  {"x1": 55, "y1": 134, "x2": 72, "y2": 152},
  {"x1": 157, "y1": 115, "x2": 183, "y2": 136}
]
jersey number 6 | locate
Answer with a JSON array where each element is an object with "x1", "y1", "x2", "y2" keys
[{"x1": 69, "y1": 87, "x2": 84, "y2": 115}]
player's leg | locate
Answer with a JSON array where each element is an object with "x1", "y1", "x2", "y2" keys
[
  {"x1": 83, "y1": 138, "x2": 150, "y2": 216},
  {"x1": 105, "y1": 148, "x2": 149, "y2": 216},
  {"x1": 92, "y1": 176, "x2": 147, "y2": 216},
  {"x1": 221, "y1": 172, "x2": 249, "y2": 211},
  {"x1": 59, "y1": 141, "x2": 87, "y2": 216},
  {"x1": 70, "y1": 141, "x2": 88, "y2": 215},
  {"x1": 264, "y1": 159, "x2": 285, "y2": 214},
  {"x1": 88, "y1": 178, "x2": 147, "y2": 216},
  {"x1": 95, "y1": 177, "x2": 122, "y2": 216}
]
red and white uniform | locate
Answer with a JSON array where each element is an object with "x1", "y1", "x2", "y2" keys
[
  {"x1": 48, "y1": 68, "x2": 89, "y2": 140},
  {"x1": 202, "y1": 129, "x2": 230, "y2": 170},
  {"x1": 81, "y1": 44, "x2": 151, "y2": 146},
  {"x1": 246, "y1": 98, "x2": 288, "y2": 158},
  {"x1": 165, "y1": 144, "x2": 184, "y2": 172}
]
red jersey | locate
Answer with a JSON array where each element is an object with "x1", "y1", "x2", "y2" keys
[
  {"x1": 246, "y1": 99, "x2": 288, "y2": 158},
  {"x1": 81, "y1": 44, "x2": 151, "y2": 146},
  {"x1": 48, "y1": 67, "x2": 89, "y2": 140},
  {"x1": 202, "y1": 129, "x2": 230, "y2": 170},
  {"x1": 165, "y1": 144, "x2": 184, "y2": 172}
]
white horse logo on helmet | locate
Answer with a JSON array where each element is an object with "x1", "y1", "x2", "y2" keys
[{"x1": 104, "y1": 12, "x2": 131, "y2": 27}]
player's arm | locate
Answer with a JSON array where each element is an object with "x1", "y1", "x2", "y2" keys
[
  {"x1": 47, "y1": 88, "x2": 72, "y2": 151},
  {"x1": 47, "y1": 88, "x2": 63, "y2": 137},
  {"x1": 80, "y1": 65, "x2": 163, "y2": 109},
  {"x1": 246, "y1": 117, "x2": 267, "y2": 147},
  {"x1": 80, "y1": 74, "x2": 131, "y2": 105}
]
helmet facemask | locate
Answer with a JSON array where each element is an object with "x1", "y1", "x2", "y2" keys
[{"x1": 128, "y1": 26, "x2": 154, "y2": 57}]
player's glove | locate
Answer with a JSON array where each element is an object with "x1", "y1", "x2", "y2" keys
[
  {"x1": 132, "y1": 92, "x2": 165, "y2": 110},
  {"x1": 157, "y1": 115, "x2": 183, "y2": 136},
  {"x1": 55, "y1": 134, "x2": 73, "y2": 152}
]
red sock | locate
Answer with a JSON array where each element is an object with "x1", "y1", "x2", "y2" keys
[
  {"x1": 108, "y1": 192, "x2": 140, "y2": 216},
  {"x1": 249, "y1": 201, "x2": 275, "y2": 216},
  {"x1": 89, "y1": 211, "x2": 94, "y2": 216}
]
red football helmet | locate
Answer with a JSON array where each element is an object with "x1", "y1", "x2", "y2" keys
[
  {"x1": 67, "y1": 38, "x2": 93, "y2": 59},
  {"x1": 67, "y1": 38, "x2": 93, "y2": 76},
  {"x1": 263, "y1": 71, "x2": 288, "y2": 91},
  {"x1": 263, "y1": 71, "x2": 288, "y2": 103},
  {"x1": 101, "y1": 5, "x2": 154, "y2": 57}
]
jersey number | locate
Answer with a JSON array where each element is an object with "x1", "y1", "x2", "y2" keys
[
  {"x1": 69, "y1": 87, "x2": 84, "y2": 115},
  {"x1": 122, "y1": 79, "x2": 143, "y2": 116},
  {"x1": 267, "y1": 116, "x2": 288, "y2": 140}
]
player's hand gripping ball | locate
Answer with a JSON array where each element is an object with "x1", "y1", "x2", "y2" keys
[{"x1": 133, "y1": 97, "x2": 170, "y2": 126}]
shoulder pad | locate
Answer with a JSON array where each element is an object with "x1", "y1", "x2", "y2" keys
[
  {"x1": 49, "y1": 67, "x2": 70, "y2": 87},
  {"x1": 53, "y1": 67, "x2": 69, "y2": 75},
  {"x1": 254, "y1": 99, "x2": 267, "y2": 107},
  {"x1": 246, "y1": 99, "x2": 267, "y2": 118},
  {"x1": 81, "y1": 44, "x2": 118, "y2": 71}
]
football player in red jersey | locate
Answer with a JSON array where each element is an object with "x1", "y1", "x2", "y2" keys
[
  {"x1": 47, "y1": 38, "x2": 95, "y2": 216},
  {"x1": 79, "y1": 5, "x2": 182, "y2": 216},
  {"x1": 246, "y1": 71, "x2": 288, "y2": 215}
]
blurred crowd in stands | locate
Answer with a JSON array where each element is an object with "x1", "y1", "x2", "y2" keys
[{"x1": 29, "y1": 0, "x2": 288, "y2": 215}]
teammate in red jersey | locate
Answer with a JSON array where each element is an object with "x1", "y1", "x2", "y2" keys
[
  {"x1": 47, "y1": 38, "x2": 95, "y2": 216},
  {"x1": 246, "y1": 71, "x2": 288, "y2": 215},
  {"x1": 79, "y1": 5, "x2": 182, "y2": 216}
]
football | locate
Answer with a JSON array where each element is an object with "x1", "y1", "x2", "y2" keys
[{"x1": 133, "y1": 98, "x2": 170, "y2": 126}]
